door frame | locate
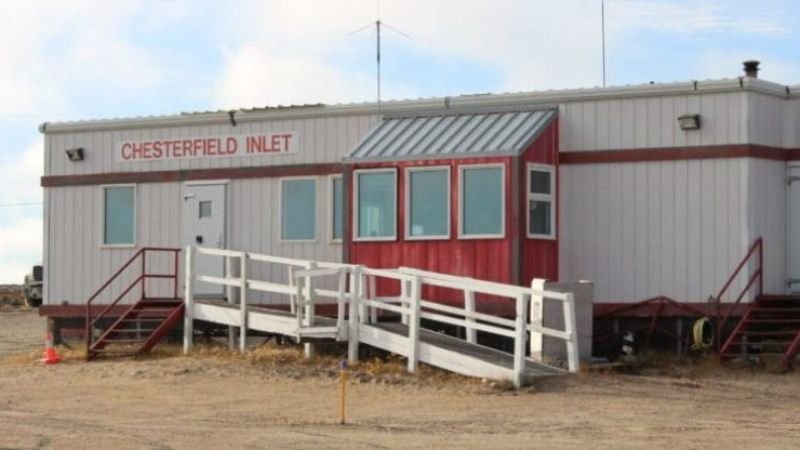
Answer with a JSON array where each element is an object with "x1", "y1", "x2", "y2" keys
[
  {"x1": 787, "y1": 165, "x2": 800, "y2": 293},
  {"x1": 182, "y1": 180, "x2": 230, "y2": 297}
]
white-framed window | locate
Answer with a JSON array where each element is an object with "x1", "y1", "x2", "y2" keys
[
  {"x1": 405, "y1": 166, "x2": 450, "y2": 240},
  {"x1": 329, "y1": 175, "x2": 343, "y2": 242},
  {"x1": 354, "y1": 168, "x2": 397, "y2": 241},
  {"x1": 102, "y1": 184, "x2": 136, "y2": 246},
  {"x1": 280, "y1": 177, "x2": 316, "y2": 242},
  {"x1": 527, "y1": 164, "x2": 556, "y2": 239},
  {"x1": 458, "y1": 164, "x2": 505, "y2": 239}
]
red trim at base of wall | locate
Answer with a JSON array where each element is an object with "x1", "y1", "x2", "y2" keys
[
  {"x1": 594, "y1": 302, "x2": 741, "y2": 318},
  {"x1": 40, "y1": 301, "x2": 743, "y2": 320}
]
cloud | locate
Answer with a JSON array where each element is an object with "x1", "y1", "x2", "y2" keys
[
  {"x1": 0, "y1": 142, "x2": 43, "y2": 283},
  {"x1": 608, "y1": 1, "x2": 789, "y2": 37}
]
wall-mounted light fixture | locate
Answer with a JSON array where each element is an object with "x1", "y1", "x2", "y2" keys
[
  {"x1": 65, "y1": 147, "x2": 84, "y2": 161},
  {"x1": 678, "y1": 114, "x2": 701, "y2": 131}
]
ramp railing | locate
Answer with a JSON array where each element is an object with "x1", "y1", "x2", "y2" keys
[
  {"x1": 397, "y1": 267, "x2": 580, "y2": 374},
  {"x1": 183, "y1": 246, "x2": 580, "y2": 387},
  {"x1": 183, "y1": 246, "x2": 354, "y2": 353}
]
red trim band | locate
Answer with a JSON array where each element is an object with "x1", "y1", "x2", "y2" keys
[
  {"x1": 560, "y1": 144, "x2": 799, "y2": 165},
  {"x1": 41, "y1": 163, "x2": 344, "y2": 187}
]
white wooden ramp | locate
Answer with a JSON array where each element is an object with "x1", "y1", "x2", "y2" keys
[{"x1": 183, "y1": 247, "x2": 580, "y2": 388}]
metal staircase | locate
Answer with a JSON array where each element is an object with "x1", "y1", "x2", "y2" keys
[
  {"x1": 719, "y1": 295, "x2": 800, "y2": 371},
  {"x1": 85, "y1": 248, "x2": 182, "y2": 360}
]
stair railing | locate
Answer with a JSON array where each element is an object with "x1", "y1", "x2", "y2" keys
[
  {"x1": 714, "y1": 237, "x2": 763, "y2": 352},
  {"x1": 85, "y1": 247, "x2": 181, "y2": 353}
]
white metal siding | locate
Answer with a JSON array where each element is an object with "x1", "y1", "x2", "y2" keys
[
  {"x1": 44, "y1": 177, "x2": 345, "y2": 305},
  {"x1": 43, "y1": 114, "x2": 378, "y2": 305},
  {"x1": 559, "y1": 92, "x2": 746, "y2": 151},
  {"x1": 46, "y1": 115, "x2": 378, "y2": 176},
  {"x1": 747, "y1": 158, "x2": 787, "y2": 295},
  {"x1": 559, "y1": 159, "x2": 749, "y2": 303}
]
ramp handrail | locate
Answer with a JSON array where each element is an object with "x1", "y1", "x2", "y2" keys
[
  {"x1": 184, "y1": 246, "x2": 354, "y2": 352},
  {"x1": 183, "y1": 246, "x2": 580, "y2": 387},
  {"x1": 397, "y1": 267, "x2": 579, "y2": 375}
]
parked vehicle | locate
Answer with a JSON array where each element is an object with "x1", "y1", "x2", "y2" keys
[{"x1": 22, "y1": 265, "x2": 43, "y2": 308}]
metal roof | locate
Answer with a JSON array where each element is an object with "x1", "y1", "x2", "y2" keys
[{"x1": 347, "y1": 107, "x2": 557, "y2": 162}]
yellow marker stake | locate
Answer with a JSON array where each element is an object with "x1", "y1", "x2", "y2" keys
[{"x1": 339, "y1": 359, "x2": 348, "y2": 425}]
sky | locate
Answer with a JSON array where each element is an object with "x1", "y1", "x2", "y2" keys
[{"x1": 1, "y1": 0, "x2": 799, "y2": 283}]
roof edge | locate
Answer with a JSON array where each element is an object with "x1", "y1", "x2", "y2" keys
[{"x1": 40, "y1": 77, "x2": 797, "y2": 134}]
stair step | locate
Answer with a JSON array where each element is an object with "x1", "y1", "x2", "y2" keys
[
  {"x1": 129, "y1": 307, "x2": 178, "y2": 317},
  {"x1": 747, "y1": 319, "x2": 800, "y2": 324},
  {"x1": 721, "y1": 352, "x2": 788, "y2": 358},
  {"x1": 111, "y1": 328, "x2": 156, "y2": 334},
  {"x1": 140, "y1": 298, "x2": 183, "y2": 305},
  {"x1": 120, "y1": 318, "x2": 164, "y2": 323},
  {"x1": 741, "y1": 331, "x2": 800, "y2": 337},
  {"x1": 99, "y1": 339, "x2": 146, "y2": 345},
  {"x1": 758, "y1": 295, "x2": 800, "y2": 302},
  {"x1": 751, "y1": 307, "x2": 800, "y2": 314},
  {"x1": 90, "y1": 348, "x2": 138, "y2": 355}
]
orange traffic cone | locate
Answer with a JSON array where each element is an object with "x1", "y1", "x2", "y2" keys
[{"x1": 41, "y1": 333, "x2": 61, "y2": 365}]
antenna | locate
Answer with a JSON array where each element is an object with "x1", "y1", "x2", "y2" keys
[
  {"x1": 601, "y1": 0, "x2": 607, "y2": 87},
  {"x1": 347, "y1": 1, "x2": 408, "y2": 115}
]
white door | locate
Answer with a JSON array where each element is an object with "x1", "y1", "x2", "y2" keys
[
  {"x1": 183, "y1": 183, "x2": 226, "y2": 297},
  {"x1": 788, "y1": 166, "x2": 800, "y2": 293}
]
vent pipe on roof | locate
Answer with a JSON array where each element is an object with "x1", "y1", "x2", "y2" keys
[{"x1": 743, "y1": 60, "x2": 760, "y2": 78}]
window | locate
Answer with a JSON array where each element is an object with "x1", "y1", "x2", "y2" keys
[
  {"x1": 103, "y1": 185, "x2": 135, "y2": 245},
  {"x1": 355, "y1": 169, "x2": 397, "y2": 240},
  {"x1": 527, "y1": 164, "x2": 556, "y2": 239},
  {"x1": 198, "y1": 201, "x2": 212, "y2": 218},
  {"x1": 406, "y1": 167, "x2": 450, "y2": 239},
  {"x1": 459, "y1": 165, "x2": 504, "y2": 238},
  {"x1": 331, "y1": 176, "x2": 343, "y2": 241},
  {"x1": 281, "y1": 178, "x2": 316, "y2": 241}
]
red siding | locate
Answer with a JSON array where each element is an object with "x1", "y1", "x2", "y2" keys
[
  {"x1": 347, "y1": 118, "x2": 560, "y2": 306},
  {"x1": 348, "y1": 157, "x2": 513, "y2": 303},
  {"x1": 521, "y1": 119, "x2": 560, "y2": 285}
]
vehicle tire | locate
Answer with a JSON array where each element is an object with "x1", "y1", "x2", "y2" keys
[{"x1": 24, "y1": 294, "x2": 42, "y2": 308}]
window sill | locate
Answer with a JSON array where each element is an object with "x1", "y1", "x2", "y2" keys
[
  {"x1": 457, "y1": 234, "x2": 505, "y2": 240},
  {"x1": 353, "y1": 236, "x2": 397, "y2": 243},
  {"x1": 405, "y1": 235, "x2": 451, "y2": 241},
  {"x1": 101, "y1": 244, "x2": 137, "y2": 249},
  {"x1": 526, "y1": 234, "x2": 557, "y2": 241}
]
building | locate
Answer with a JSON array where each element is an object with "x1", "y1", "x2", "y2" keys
[{"x1": 39, "y1": 62, "x2": 800, "y2": 345}]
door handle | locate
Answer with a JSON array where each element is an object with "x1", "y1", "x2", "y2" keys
[{"x1": 196, "y1": 235, "x2": 203, "y2": 244}]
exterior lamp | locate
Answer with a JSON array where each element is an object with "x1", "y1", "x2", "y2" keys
[
  {"x1": 65, "y1": 147, "x2": 84, "y2": 161},
  {"x1": 678, "y1": 114, "x2": 701, "y2": 131}
]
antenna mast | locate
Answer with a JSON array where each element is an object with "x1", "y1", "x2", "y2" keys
[
  {"x1": 601, "y1": 0, "x2": 607, "y2": 87},
  {"x1": 377, "y1": 19, "x2": 382, "y2": 114},
  {"x1": 347, "y1": 0, "x2": 407, "y2": 116}
]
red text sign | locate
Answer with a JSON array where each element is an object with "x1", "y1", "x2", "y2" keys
[{"x1": 115, "y1": 133, "x2": 297, "y2": 162}]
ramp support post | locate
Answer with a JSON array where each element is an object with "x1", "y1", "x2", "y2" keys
[
  {"x1": 407, "y1": 276, "x2": 422, "y2": 373},
  {"x1": 183, "y1": 246, "x2": 194, "y2": 355},
  {"x1": 464, "y1": 289, "x2": 477, "y2": 344},
  {"x1": 563, "y1": 293, "x2": 580, "y2": 372},
  {"x1": 513, "y1": 293, "x2": 529, "y2": 388},
  {"x1": 529, "y1": 278, "x2": 545, "y2": 362},
  {"x1": 303, "y1": 262, "x2": 317, "y2": 359},
  {"x1": 239, "y1": 253, "x2": 248, "y2": 353},
  {"x1": 347, "y1": 267, "x2": 362, "y2": 363},
  {"x1": 226, "y1": 255, "x2": 236, "y2": 351}
]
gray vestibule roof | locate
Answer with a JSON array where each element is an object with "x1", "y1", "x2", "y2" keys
[{"x1": 346, "y1": 107, "x2": 557, "y2": 162}]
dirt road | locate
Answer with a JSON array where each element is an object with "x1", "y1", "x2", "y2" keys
[{"x1": 1, "y1": 310, "x2": 799, "y2": 449}]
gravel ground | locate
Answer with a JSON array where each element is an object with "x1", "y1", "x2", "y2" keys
[{"x1": 1, "y1": 310, "x2": 799, "y2": 449}]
